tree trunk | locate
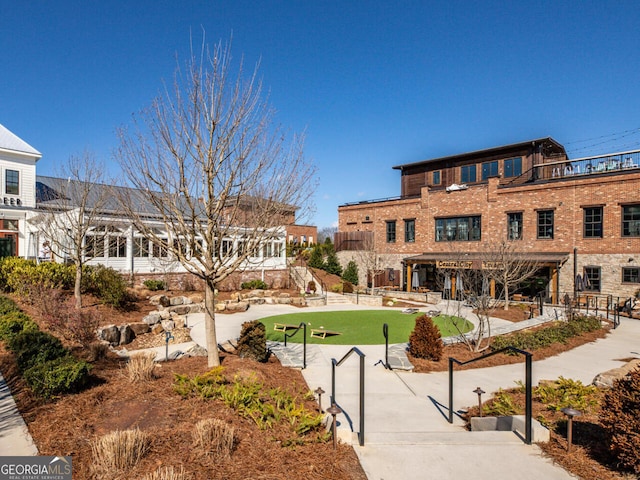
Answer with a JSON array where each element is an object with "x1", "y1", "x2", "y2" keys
[
  {"x1": 75, "y1": 263, "x2": 83, "y2": 309},
  {"x1": 204, "y1": 279, "x2": 221, "y2": 367},
  {"x1": 503, "y1": 281, "x2": 510, "y2": 310}
]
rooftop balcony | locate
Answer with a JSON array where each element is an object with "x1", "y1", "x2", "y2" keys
[{"x1": 529, "y1": 148, "x2": 640, "y2": 182}]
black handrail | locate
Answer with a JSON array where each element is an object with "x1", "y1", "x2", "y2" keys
[
  {"x1": 331, "y1": 347, "x2": 366, "y2": 446},
  {"x1": 448, "y1": 346, "x2": 533, "y2": 444},
  {"x1": 284, "y1": 322, "x2": 307, "y2": 369},
  {"x1": 382, "y1": 323, "x2": 391, "y2": 370}
]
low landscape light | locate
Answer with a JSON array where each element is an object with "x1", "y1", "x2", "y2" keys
[
  {"x1": 561, "y1": 407, "x2": 582, "y2": 452},
  {"x1": 473, "y1": 387, "x2": 486, "y2": 417},
  {"x1": 326, "y1": 404, "x2": 343, "y2": 450}
]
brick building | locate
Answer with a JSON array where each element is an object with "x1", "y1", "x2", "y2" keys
[{"x1": 337, "y1": 137, "x2": 640, "y2": 301}]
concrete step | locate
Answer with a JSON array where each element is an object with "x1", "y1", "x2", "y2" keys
[{"x1": 346, "y1": 430, "x2": 524, "y2": 446}]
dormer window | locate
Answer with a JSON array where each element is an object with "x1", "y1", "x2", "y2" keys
[{"x1": 5, "y1": 170, "x2": 19, "y2": 195}]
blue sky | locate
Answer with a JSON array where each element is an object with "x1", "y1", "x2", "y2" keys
[{"x1": 3, "y1": 1, "x2": 640, "y2": 228}]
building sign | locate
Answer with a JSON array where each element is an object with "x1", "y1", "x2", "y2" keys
[
  {"x1": 482, "y1": 261, "x2": 504, "y2": 270},
  {"x1": 436, "y1": 260, "x2": 473, "y2": 269}
]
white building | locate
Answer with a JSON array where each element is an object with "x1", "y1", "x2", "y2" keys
[{"x1": 0, "y1": 124, "x2": 289, "y2": 281}]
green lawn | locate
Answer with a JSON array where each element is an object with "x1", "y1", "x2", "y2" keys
[{"x1": 261, "y1": 310, "x2": 473, "y2": 345}]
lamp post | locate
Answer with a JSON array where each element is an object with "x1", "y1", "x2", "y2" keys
[
  {"x1": 473, "y1": 387, "x2": 485, "y2": 417},
  {"x1": 326, "y1": 404, "x2": 343, "y2": 450},
  {"x1": 561, "y1": 407, "x2": 582, "y2": 452},
  {"x1": 315, "y1": 387, "x2": 325, "y2": 413}
]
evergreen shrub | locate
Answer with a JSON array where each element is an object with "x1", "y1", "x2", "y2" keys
[
  {"x1": 240, "y1": 279, "x2": 268, "y2": 290},
  {"x1": 409, "y1": 314, "x2": 443, "y2": 361},
  {"x1": 236, "y1": 320, "x2": 269, "y2": 362},
  {"x1": 8, "y1": 330, "x2": 68, "y2": 372},
  {"x1": 600, "y1": 367, "x2": 640, "y2": 474},
  {"x1": 143, "y1": 279, "x2": 165, "y2": 291},
  {"x1": 23, "y1": 356, "x2": 92, "y2": 398}
]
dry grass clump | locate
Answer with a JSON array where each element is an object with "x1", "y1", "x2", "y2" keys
[
  {"x1": 141, "y1": 466, "x2": 190, "y2": 480},
  {"x1": 91, "y1": 428, "x2": 150, "y2": 473},
  {"x1": 192, "y1": 418, "x2": 236, "y2": 459},
  {"x1": 125, "y1": 352, "x2": 157, "y2": 382}
]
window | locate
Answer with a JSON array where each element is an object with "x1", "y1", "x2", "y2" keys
[
  {"x1": 507, "y1": 212, "x2": 523, "y2": 240},
  {"x1": 461, "y1": 165, "x2": 476, "y2": 183},
  {"x1": 152, "y1": 240, "x2": 168, "y2": 258},
  {"x1": 221, "y1": 239, "x2": 233, "y2": 256},
  {"x1": 386, "y1": 220, "x2": 396, "y2": 243},
  {"x1": 584, "y1": 266, "x2": 601, "y2": 292},
  {"x1": 133, "y1": 237, "x2": 149, "y2": 257},
  {"x1": 622, "y1": 267, "x2": 640, "y2": 284},
  {"x1": 481, "y1": 161, "x2": 499, "y2": 180},
  {"x1": 432, "y1": 170, "x2": 441, "y2": 185},
  {"x1": 435, "y1": 216, "x2": 481, "y2": 242},
  {"x1": 5, "y1": 170, "x2": 19, "y2": 195},
  {"x1": 109, "y1": 235, "x2": 127, "y2": 258},
  {"x1": 622, "y1": 205, "x2": 640, "y2": 237},
  {"x1": 263, "y1": 242, "x2": 273, "y2": 258},
  {"x1": 537, "y1": 210, "x2": 554, "y2": 239},
  {"x1": 404, "y1": 219, "x2": 415, "y2": 243},
  {"x1": 584, "y1": 207, "x2": 603, "y2": 238},
  {"x1": 273, "y1": 242, "x2": 283, "y2": 257},
  {"x1": 504, "y1": 157, "x2": 522, "y2": 178},
  {"x1": 85, "y1": 235, "x2": 105, "y2": 258},
  {"x1": 3, "y1": 219, "x2": 18, "y2": 231}
]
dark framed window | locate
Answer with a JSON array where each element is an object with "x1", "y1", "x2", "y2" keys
[
  {"x1": 432, "y1": 171, "x2": 441, "y2": 185},
  {"x1": 584, "y1": 266, "x2": 601, "y2": 292},
  {"x1": 504, "y1": 157, "x2": 522, "y2": 178},
  {"x1": 461, "y1": 165, "x2": 476, "y2": 183},
  {"x1": 435, "y1": 216, "x2": 481, "y2": 242},
  {"x1": 507, "y1": 212, "x2": 523, "y2": 240},
  {"x1": 622, "y1": 267, "x2": 640, "y2": 284},
  {"x1": 404, "y1": 219, "x2": 415, "y2": 243},
  {"x1": 584, "y1": 207, "x2": 603, "y2": 238},
  {"x1": 537, "y1": 210, "x2": 554, "y2": 239},
  {"x1": 152, "y1": 240, "x2": 168, "y2": 258},
  {"x1": 386, "y1": 220, "x2": 396, "y2": 243},
  {"x1": 622, "y1": 205, "x2": 640, "y2": 237},
  {"x1": 5, "y1": 170, "x2": 19, "y2": 195},
  {"x1": 481, "y1": 161, "x2": 499, "y2": 180}
]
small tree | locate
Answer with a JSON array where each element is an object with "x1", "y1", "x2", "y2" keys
[
  {"x1": 324, "y1": 249, "x2": 342, "y2": 276},
  {"x1": 31, "y1": 152, "x2": 112, "y2": 308},
  {"x1": 408, "y1": 315, "x2": 443, "y2": 361},
  {"x1": 342, "y1": 260, "x2": 359, "y2": 285},
  {"x1": 354, "y1": 234, "x2": 385, "y2": 290},
  {"x1": 307, "y1": 244, "x2": 325, "y2": 269}
]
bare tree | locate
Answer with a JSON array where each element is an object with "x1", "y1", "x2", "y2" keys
[
  {"x1": 30, "y1": 151, "x2": 112, "y2": 308},
  {"x1": 116, "y1": 38, "x2": 316, "y2": 367},
  {"x1": 482, "y1": 240, "x2": 539, "y2": 310},
  {"x1": 353, "y1": 233, "x2": 386, "y2": 290}
]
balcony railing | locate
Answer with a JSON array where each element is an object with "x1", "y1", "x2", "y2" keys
[{"x1": 533, "y1": 148, "x2": 640, "y2": 181}]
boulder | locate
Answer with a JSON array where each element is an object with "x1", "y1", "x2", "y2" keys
[
  {"x1": 186, "y1": 344, "x2": 208, "y2": 357},
  {"x1": 188, "y1": 303, "x2": 203, "y2": 314},
  {"x1": 215, "y1": 302, "x2": 226, "y2": 312},
  {"x1": 593, "y1": 359, "x2": 640, "y2": 388},
  {"x1": 169, "y1": 305, "x2": 191, "y2": 315},
  {"x1": 247, "y1": 297, "x2": 266, "y2": 305},
  {"x1": 249, "y1": 289, "x2": 265, "y2": 297},
  {"x1": 148, "y1": 294, "x2": 166, "y2": 306},
  {"x1": 188, "y1": 293, "x2": 204, "y2": 303},
  {"x1": 98, "y1": 325, "x2": 120, "y2": 345},
  {"x1": 170, "y1": 296, "x2": 185, "y2": 306},
  {"x1": 159, "y1": 310, "x2": 172, "y2": 320},
  {"x1": 158, "y1": 295, "x2": 171, "y2": 307},
  {"x1": 119, "y1": 324, "x2": 136, "y2": 345},
  {"x1": 161, "y1": 319, "x2": 175, "y2": 331},
  {"x1": 152, "y1": 323, "x2": 165, "y2": 335},
  {"x1": 226, "y1": 301, "x2": 249, "y2": 312},
  {"x1": 279, "y1": 292, "x2": 291, "y2": 298},
  {"x1": 142, "y1": 313, "x2": 162, "y2": 325},
  {"x1": 230, "y1": 292, "x2": 241, "y2": 302},
  {"x1": 129, "y1": 322, "x2": 150, "y2": 335},
  {"x1": 277, "y1": 297, "x2": 292, "y2": 305}
]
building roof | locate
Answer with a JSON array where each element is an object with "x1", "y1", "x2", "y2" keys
[
  {"x1": 392, "y1": 137, "x2": 565, "y2": 170},
  {"x1": 0, "y1": 124, "x2": 42, "y2": 158}
]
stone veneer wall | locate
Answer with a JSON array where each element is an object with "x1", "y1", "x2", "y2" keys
[{"x1": 133, "y1": 268, "x2": 291, "y2": 291}]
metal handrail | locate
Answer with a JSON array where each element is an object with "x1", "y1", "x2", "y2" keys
[
  {"x1": 382, "y1": 323, "x2": 391, "y2": 370},
  {"x1": 284, "y1": 322, "x2": 307, "y2": 369},
  {"x1": 448, "y1": 346, "x2": 533, "y2": 444},
  {"x1": 331, "y1": 347, "x2": 366, "y2": 446},
  {"x1": 559, "y1": 291, "x2": 628, "y2": 328}
]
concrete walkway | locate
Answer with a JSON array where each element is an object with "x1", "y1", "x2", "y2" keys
[{"x1": 0, "y1": 372, "x2": 38, "y2": 456}]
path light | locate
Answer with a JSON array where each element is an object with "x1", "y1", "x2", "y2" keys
[
  {"x1": 561, "y1": 407, "x2": 582, "y2": 452},
  {"x1": 315, "y1": 387, "x2": 325, "y2": 413},
  {"x1": 473, "y1": 387, "x2": 485, "y2": 417},
  {"x1": 165, "y1": 331, "x2": 175, "y2": 361},
  {"x1": 326, "y1": 404, "x2": 343, "y2": 450}
]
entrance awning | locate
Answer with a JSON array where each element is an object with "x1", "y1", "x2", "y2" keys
[{"x1": 404, "y1": 251, "x2": 570, "y2": 267}]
